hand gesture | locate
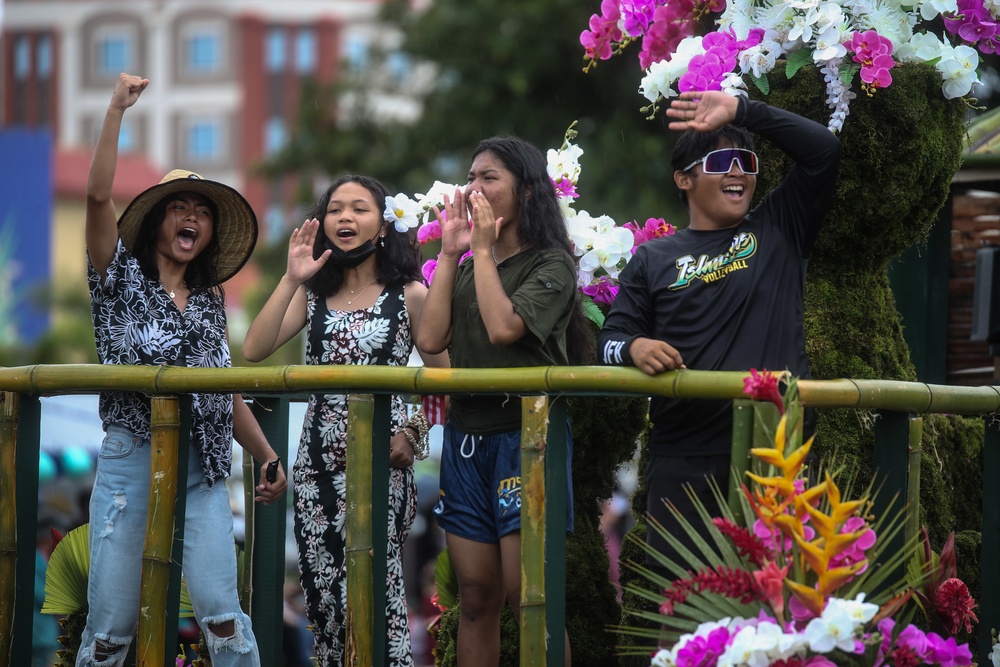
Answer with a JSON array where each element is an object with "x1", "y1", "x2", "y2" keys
[
  {"x1": 434, "y1": 189, "x2": 472, "y2": 260},
  {"x1": 629, "y1": 337, "x2": 685, "y2": 376},
  {"x1": 665, "y1": 90, "x2": 739, "y2": 133},
  {"x1": 286, "y1": 219, "x2": 331, "y2": 285},
  {"x1": 255, "y1": 460, "x2": 287, "y2": 504},
  {"x1": 111, "y1": 73, "x2": 149, "y2": 112},
  {"x1": 468, "y1": 191, "x2": 502, "y2": 255},
  {"x1": 389, "y1": 431, "x2": 415, "y2": 469}
]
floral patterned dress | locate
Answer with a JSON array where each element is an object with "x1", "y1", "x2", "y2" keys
[{"x1": 293, "y1": 284, "x2": 417, "y2": 667}]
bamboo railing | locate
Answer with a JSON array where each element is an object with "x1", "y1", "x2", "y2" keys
[{"x1": 1, "y1": 364, "x2": 999, "y2": 667}]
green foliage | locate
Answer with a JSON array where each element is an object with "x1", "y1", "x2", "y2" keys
[{"x1": 262, "y1": 0, "x2": 686, "y2": 227}]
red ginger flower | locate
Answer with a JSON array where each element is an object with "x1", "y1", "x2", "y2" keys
[
  {"x1": 659, "y1": 565, "x2": 759, "y2": 615},
  {"x1": 743, "y1": 368, "x2": 784, "y2": 414},
  {"x1": 935, "y1": 577, "x2": 978, "y2": 635},
  {"x1": 712, "y1": 517, "x2": 768, "y2": 567}
]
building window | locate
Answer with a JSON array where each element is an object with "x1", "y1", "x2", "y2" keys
[
  {"x1": 295, "y1": 29, "x2": 316, "y2": 73},
  {"x1": 386, "y1": 52, "x2": 412, "y2": 86},
  {"x1": 95, "y1": 29, "x2": 133, "y2": 77},
  {"x1": 37, "y1": 36, "x2": 53, "y2": 79},
  {"x1": 118, "y1": 120, "x2": 135, "y2": 153},
  {"x1": 187, "y1": 119, "x2": 222, "y2": 162},
  {"x1": 264, "y1": 117, "x2": 286, "y2": 155},
  {"x1": 14, "y1": 36, "x2": 30, "y2": 80},
  {"x1": 266, "y1": 28, "x2": 286, "y2": 72},
  {"x1": 264, "y1": 204, "x2": 285, "y2": 244},
  {"x1": 343, "y1": 35, "x2": 368, "y2": 72},
  {"x1": 185, "y1": 29, "x2": 222, "y2": 74}
]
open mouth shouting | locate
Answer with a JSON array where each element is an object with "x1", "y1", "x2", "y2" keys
[
  {"x1": 177, "y1": 226, "x2": 199, "y2": 251},
  {"x1": 722, "y1": 183, "x2": 746, "y2": 200}
]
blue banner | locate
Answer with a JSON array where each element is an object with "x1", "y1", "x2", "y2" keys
[{"x1": 0, "y1": 129, "x2": 52, "y2": 345}]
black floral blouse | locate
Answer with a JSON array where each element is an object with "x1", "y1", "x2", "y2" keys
[{"x1": 87, "y1": 241, "x2": 234, "y2": 485}]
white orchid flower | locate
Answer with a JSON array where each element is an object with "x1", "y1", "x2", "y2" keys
[
  {"x1": 547, "y1": 144, "x2": 584, "y2": 184},
  {"x1": 415, "y1": 181, "x2": 463, "y2": 209},
  {"x1": 938, "y1": 44, "x2": 980, "y2": 99},
  {"x1": 918, "y1": 0, "x2": 959, "y2": 21},
  {"x1": 579, "y1": 220, "x2": 633, "y2": 279},
  {"x1": 383, "y1": 193, "x2": 421, "y2": 232},
  {"x1": 813, "y1": 24, "x2": 848, "y2": 61}
]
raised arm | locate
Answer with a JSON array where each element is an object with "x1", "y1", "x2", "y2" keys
[
  {"x1": 87, "y1": 73, "x2": 149, "y2": 277},
  {"x1": 243, "y1": 218, "x2": 330, "y2": 362},
  {"x1": 405, "y1": 281, "x2": 451, "y2": 369},
  {"x1": 416, "y1": 190, "x2": 469, "y2": 355}
]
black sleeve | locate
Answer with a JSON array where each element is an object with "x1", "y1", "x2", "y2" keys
[
  {"x1": 738, "y1": 97, "x2": 841, "y2": 256},
  {"x1": 597, "y1": 245, "x2": 653, "y2": 366}
]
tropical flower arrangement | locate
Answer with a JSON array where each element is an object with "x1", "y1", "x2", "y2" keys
[
  {"x1": 384, "y1": 124, "x2": 676, "y2": 322},
  {"x1": 630, "y1": 370, "x2": 979, "y2": 667},
  {"x1": 580, "y1": 0, "x2": 987, "y2": 131}
]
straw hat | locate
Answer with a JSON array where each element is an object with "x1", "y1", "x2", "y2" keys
[{"x1": 116, "y1": 169, "x2": 258, "y2": 285}]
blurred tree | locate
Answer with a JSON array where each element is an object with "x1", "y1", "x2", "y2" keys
[{"x1": 259, "y1": 0, "x2": 688, "y2": 228}]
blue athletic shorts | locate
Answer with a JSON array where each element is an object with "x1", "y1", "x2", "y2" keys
[{"x1": 433, "y1": 421, "x2": 574, "y2": 543}]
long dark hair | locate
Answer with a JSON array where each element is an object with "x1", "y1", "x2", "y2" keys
[
  {"x1": 132, "y1": 195, "x2": 223, "y2": 297},
  {"x1": 471, "y1": 137, "x2": 595, "y2": 364},
  {"x1": 304, "y1": 174, "x2": 422, "y2": 298}
]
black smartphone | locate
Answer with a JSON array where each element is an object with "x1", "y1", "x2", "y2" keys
[{"x1": 266, "y1": 459, "x2": 279, "y2": 483}]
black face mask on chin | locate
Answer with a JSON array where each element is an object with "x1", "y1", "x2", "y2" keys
[{"x1": 323, "y1": 231, "x2": 380, "y2": 268}]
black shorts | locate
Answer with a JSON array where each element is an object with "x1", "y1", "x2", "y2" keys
[{"x1": 644, "y1": 453, "x2": 732, "y2": 571}]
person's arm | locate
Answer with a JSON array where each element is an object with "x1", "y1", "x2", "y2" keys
[
  {"x1": 666, "y1": 90, "x2": 841, "y2": 253},
  {"x1": 416, "y1": 190, "x2": 470, "y2": 355},
  {"x1": 467, "y1": 191, "x2": 528, "y2": 345},
  {"x1": 598, "y1": 246, "x2": 684, "y2": 375},
  {"x1": 390, "y1": 281, "x2": 450, "y2": 469},
  {"x1": 243, "y1": 218, "x2": 330, "y2": 362},
  {"x1": 87, "y1": 73, "x2": 149, "y2": 278},
  {"x1": 232, "y1": 393, "x2": 287, "y2": 503}
]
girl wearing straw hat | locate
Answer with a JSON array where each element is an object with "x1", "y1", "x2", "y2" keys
[
  {"x1": 77, "y1": 73, "x2": 286, "y2": 667},
  {"x1": 243, "y1": 175, "x2": 449, "y2": 666}
]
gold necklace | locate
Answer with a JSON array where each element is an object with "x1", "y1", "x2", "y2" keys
[
  {"x1": 492, "y1": 244, "x2": 525, "y2": 265},
  {"x1": 344, "y1": 277, "x2": 377, "y2": 306},
  {"x1": 163, "y1": 281, "x2": 186, "y2": 299}
]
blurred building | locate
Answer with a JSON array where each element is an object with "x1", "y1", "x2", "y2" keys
[{"x1": 1, "y1": 0, "x2": 427, "y2": 320}]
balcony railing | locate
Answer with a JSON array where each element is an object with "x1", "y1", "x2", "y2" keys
[{"x1": 1, "y1": 364, "x2": 999, "y2": 666}]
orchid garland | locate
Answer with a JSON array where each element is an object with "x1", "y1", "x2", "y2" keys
[
  {"x1": 637, "y1": 371, "x2": 979, "y2": 667},
  {"x1": 395, "y1": 123, "x2": 677, "y2": 315},
  {"x1": 582, "y1": 0, "x2": 987, "y2": 132}
]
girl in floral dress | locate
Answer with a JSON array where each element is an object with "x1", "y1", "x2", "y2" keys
[{"x1": 243, "y1": 175, "x2": 448, "y2": 666}]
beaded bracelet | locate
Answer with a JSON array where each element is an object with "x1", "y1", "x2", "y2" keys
[{"x1": 402, "y1": 410, "x2": 431, "y2": 460}]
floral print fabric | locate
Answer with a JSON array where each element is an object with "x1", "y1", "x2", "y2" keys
[
  {"x1": 294, "y1": 285, "x2": 417, "y2": 666},
  {"x1": 87, "y1": 241, "x2": 234, "y2": 485}
]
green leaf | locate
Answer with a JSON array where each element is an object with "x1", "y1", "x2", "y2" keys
[
  {"x1": 840, "y1": 63, "x2": 861, "y2": 87},
  {"x1": 43, "y1": 524, "x2": 90, "y2": 615},
  {"x1": 750, "y1": 73, "x2": 770, "y2": 95},
  {"x1": 434, "y1": 547, "x2": 459, "y2": 611},
  {"x1": 785, "y1": 50, "x2": 813, "y2": 79},
  {"x1": 581, "y1": 295, "x2": 606, "y2": 328}
]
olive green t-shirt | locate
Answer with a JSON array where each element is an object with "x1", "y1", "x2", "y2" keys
[{"x1": 448, "y1": 247, "x2": 577, "y2": 434}]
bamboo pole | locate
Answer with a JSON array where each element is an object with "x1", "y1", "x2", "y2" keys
[
  {"x1": 241, "y1": 448, "x2": 255, "y2": 614},
  {"x1": 345, "y1": 394, "x2": 374, "y2": 667},
  {"x1": 906, "y1": 417, "x2": 924, "y2": 545},
  {"x1": 521, "y1": 395, "x2": 548, "y2": 667},
  {"x1": 2, "y1": 365, "x2": 1000, "y2": 415},
  {"x1": 0, "y1": 392, "x2": 18, "y2": 666},
  {"x1": 137, "y1": 396, "x2": 181, "y2": 667}
]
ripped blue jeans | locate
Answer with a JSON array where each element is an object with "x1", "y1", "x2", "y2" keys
[{"x1": 76, "y1": 424, "x2": 259, "y2": 667}]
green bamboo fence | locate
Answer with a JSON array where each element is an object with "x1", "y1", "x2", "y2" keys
[
  {"x1": 3, "y1": 365, "x2": 1000, "y2": 667},
  {"x1": 521, "y1": 395, "x2": 549, "y2": 667},
  {"x1": 0, "y1": 392, "x2": 18, "y2": 666},
  {"x1": 345, "y1": 394, "x2": 375, "y2": 667},
  {"x1": 137, "y1": 397, "x2": 181, "y2": 666}
]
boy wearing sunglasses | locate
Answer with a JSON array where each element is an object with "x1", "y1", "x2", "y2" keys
[{"x1": 598, "y1": 90, "x2": 841, "y2": 574}]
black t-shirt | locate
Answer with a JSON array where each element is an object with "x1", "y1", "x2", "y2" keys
[{"x1": 598, "y1": 98, "x2": 841, "y2": 456}]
